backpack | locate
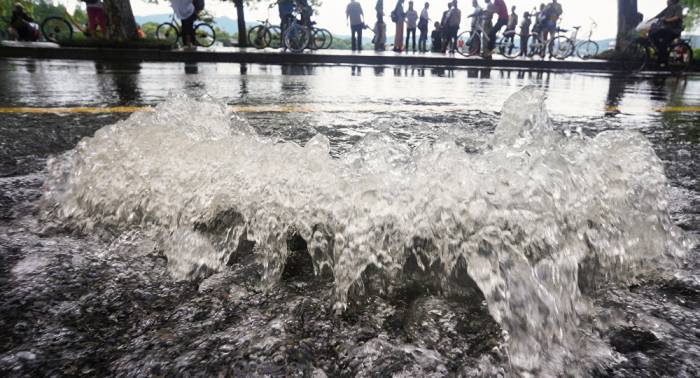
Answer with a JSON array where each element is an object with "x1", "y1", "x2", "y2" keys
[
  {"x1": 390, "y1": 10, "x2": 398, "y2": 22},
  {"x1": 194, "y1": 0, "x2": 205, "y2": 12}
]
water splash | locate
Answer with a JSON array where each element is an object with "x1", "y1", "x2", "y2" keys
[{"x1": 43, "y1": 87, "x2": 692, "y2": 374}]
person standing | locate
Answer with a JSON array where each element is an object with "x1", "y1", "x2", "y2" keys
[
  {"x1": 445, "y1": 0, "x2": 461, "y2": 53},
  {"x1": 542, "y1": 0, "x2": 562, "y2": 41},
  {"x1": 170, "y1": 0, "x2": 196, "y2": 47},
  {"x1": 650, "y1": 0, "x2": 684, "y2": 67},
  {"x1": 504, "y1": 5, "x2": 517, "y2": 43},
  {"x1": 519, "y1": 11, "x2": 531, "y2": 56},
  {"x1": 347, "y1": 0, "x2": 365, "y2": 51},
  {"x1": 430, "y1": 21, "x2": 442, "y2": 51},
  {"x1": 467, "y1": 0, "x2": 482, "y2": 32},
  {"x1": 418, "y1": 2, "x2": 430, "y2": 52},
  {"x1": 488, "y1": 0, "x2": 508, "y2": 51},
  {"x1": 82, "y1": 0, "x2": 107, "y2": 37},
  {"x1": 376, "y1": 0, "x2": 384, "y2": 22},
  {"x1": 439, "y1": 1, "x2": 452, "y2": 52},
  {"x1": 392, "y1": 0, "x2": 406, "y2": 52},
  {"x1": 405, "y1": 1, "x2": 418, "y2": 52},
  {"x1": 278, "y1": 0, "x2": 294, "y2": 38}
]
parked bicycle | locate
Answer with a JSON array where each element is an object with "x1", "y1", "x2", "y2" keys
[
  {"x1": 248, "y1": 5, "x2": 283, "y2": 49},
  {"x1": 283, "y1": 6, "x2": 333, "y2": 53},
  {"x1": 526, "y1": 27, "x2": 572, "y2": 60},
  {"x1": 155, "y1": 13, "x2": 215, "y2": 47},
  {"x1": 41, "y1": 10, "x2": 97, "y2": 42},
  {"x1": 456, "y1": 20, "x2": 520, "y2": 59},
  {"x1": 569, "y1": 21, "x2": 600, "y2": 60},
  {"x1": 621, "y1": 32, "x2": 693, "y2": 72}
]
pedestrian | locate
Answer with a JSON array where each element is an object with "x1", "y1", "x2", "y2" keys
[
  {"x1": 481, "y1": 0, "x2": 494, "y2": 54},
  {"x1": 650, "y1": 0, "x2": 684, "y2": 67},
  {"x1": 439, "y1": 1, "x2": 452, "y2": 52},
  {"x1": 278, "y1": 0, "x2": 294, "y2": 38},
  {"x1": 431, "y1": 21, "x2": 442, "y2": 51},
  {"x1": 467, "y1": 0, "x2": 482, "y2": 32},
  {"x1": 170, "y1": 0, "x2": 198, "y2": 48},
  {"x1": 405, "y1": 1, "x2": 418, "y2": 52},
  {"x1": 532, "y1": 3, "x2": 545, "y2": 35},
  {"x1": 519, "y1": 11, "x2": 531, "y2": 56},
  {"x1": 487, "y1": 0, "x2": 507, "y2": 52},
  {"x1": 504, "y1": 5, "x2": 517, "y2": 44},
  {"x1": 542, "y1": 0, "x2": 562, "y2": 41},
  {"x1": 374, "y1": 0, "x2": 387, "y2": 50},
  {"x1": 9, "y1": 3, "x2": 38, "y2": 41},
  {"x1": 418, "y1": 2, "x2": 430, "y2": 52},
  {"x1": 82, "y1": 0, "x2": 107, "y2": 37},
  {"x1": 347, "y1": 0, "x2": 365, "y2": 51},
  {"x1": 392, "y1": 0, "x2": 406, "y2": 52},
  {"x1": 445, "y1": 0, "x2": 461, "y2": 53}
]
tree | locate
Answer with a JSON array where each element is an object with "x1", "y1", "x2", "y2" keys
[
  {"x1": 616, "y1": 0, "x2": 640, "y2": 51},
  {"x1": 103, "y1": 0, "x2": 138, "y2": 40}
]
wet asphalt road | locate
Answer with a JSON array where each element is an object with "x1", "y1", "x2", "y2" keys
[{"x1": 0, "y1": 58, "x2": 699, "y2": 377}]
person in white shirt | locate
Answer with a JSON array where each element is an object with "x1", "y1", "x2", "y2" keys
[
  {"x1": 170, "y1": 0, "x2": 196, "y2": 47},
  {"x1": 404, "y1": 1, "x2": 419, "y2": 52},
  {"x1": 418, "y1": 2, "x2": 430, "y2": 52}
]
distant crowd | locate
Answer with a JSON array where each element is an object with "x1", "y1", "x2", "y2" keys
[{"x1": 342, "y1": 0, "x2": 565, "y2": 56}]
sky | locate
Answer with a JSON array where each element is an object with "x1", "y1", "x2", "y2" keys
[{"x1": 57, "y1": 1, "x2": 687, "y2": 40}]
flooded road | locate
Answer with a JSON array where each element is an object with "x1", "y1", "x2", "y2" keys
[{"x1": 0, "y1": 58, "x2": 699, "y2": 377}]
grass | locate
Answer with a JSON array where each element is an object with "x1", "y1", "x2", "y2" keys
[{"x1": 58, "y1": 37, "x2": 176, "y2": 50}]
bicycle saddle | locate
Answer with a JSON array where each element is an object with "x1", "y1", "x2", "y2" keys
[
  {"x1": 572, "y1": 26, "x2": 581, "y2": 30},
  {"x1": 557, "y1": 28, "x2": 568, "y2": 33}
]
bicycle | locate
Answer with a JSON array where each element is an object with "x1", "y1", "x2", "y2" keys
[
  {"x1": 248, "y1": 5, "x2": 283, "y2": 49},
  {"x1": 526, "y1": 27, "x2": 572, "y2": 60},
  {"x1": 283, "y1": 8, "x2": 312, "y2": 53},
  {"x1": 155, "y1": 13, "x2": 216, "y2": 48},
  {"x1": 456, "y1": 20, "x2": 520, "y2": 59},
  {"x1": 621, "y1": 30, "x2": 693, "y2": 72},
  {"x1": 569, "y1": 21, "x2": 599, "y2": 60},
  {"x1": 41, "y1": 9, "x2": 98, "y2": 42}
]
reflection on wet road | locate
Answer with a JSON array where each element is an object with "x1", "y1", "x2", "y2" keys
[{"x1": 0, "y1": 58, "x2": 699, "y2": 377}]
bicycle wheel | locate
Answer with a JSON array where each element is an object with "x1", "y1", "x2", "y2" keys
[
  {"x1": 499, "y1": 33, "x2": 521, "y2": 59},
  {"x1": 284, "y1": 24, "x2": 310, "y2": 53},
  {"x1": 668, "y1": 42, "x2": 693, "y2": 72},
  {"x1": 320, "y1": 28, "x2": 333, "y2": 49},
  {"x1": 268, "y1": 26, "x2": 283, "y2": 49},
  {"x1": 527, "y1": 34, "x2": 545, "y2": 59},
  {"x1": 621, "y1": 40, "x2": 648, "y2": 72},
  {"x1": 156, "y1": 22, "x2": 179, "y2": 44},
  {"x1": 311, "y1": 28, "x2": 326, "y2": 50},
  {"x1": 456, "y1": 31, "x2": 478, "y2": 57},
  {"x1": 576, "y1": 40, "x2": 599, "y2": 60},
  {"x1": 248, "y1": 25, "x2": 271, "y2": 49},
  {"x1": 194, "y1": 23, "x2": 215, "y2": 47},
  {"x1": 548, "y1": 35, "x2": 574, "y2": 60},
  {"x1": 41, "y1": 17, "x2": 73, "y2": 43}
]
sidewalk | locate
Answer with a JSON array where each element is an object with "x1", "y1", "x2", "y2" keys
[{"x1": 0, "y1": 44, "x2": 621, "y2": 71}]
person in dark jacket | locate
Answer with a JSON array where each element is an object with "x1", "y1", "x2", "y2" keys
[
  {"x1": 650, "y1": 0, "x2": 685, "y2": 66},
  {"x1": 10, "y1": 3, "x2": 37, "y2": 41}
]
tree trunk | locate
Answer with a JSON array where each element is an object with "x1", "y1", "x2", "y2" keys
[
  {"x1": 103, "y1": 0, "x2": 137, "y2": 40},
  {"x1": 234, "y1": 0, "x2": 247, "y2": 47},
  {"x1": 616, "y1": 0, "x2": 641, "y2": 51}
]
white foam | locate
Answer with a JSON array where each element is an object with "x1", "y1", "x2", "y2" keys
[{"x1": 43, "y1": 87, "x2": 693, "y2": 373}]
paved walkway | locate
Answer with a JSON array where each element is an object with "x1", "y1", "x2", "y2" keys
[{"x1": 0, "y1": 43, "x2": 620, "y2": 71}]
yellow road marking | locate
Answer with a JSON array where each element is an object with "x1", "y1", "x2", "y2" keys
[{"x1": 0, "y1": 105, "x2": 699, "y2": 114}]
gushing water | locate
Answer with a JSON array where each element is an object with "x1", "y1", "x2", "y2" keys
[{"x1": 43, "y1": 87, "x2": 692, "y2": 374}]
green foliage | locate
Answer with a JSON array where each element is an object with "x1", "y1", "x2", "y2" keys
[
  {"x1": 683, "y1": 0, "x2": 700, "y2": 27},
  {"x1": 1, "y1": 0, "x2": 87, "y2": 33}
]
